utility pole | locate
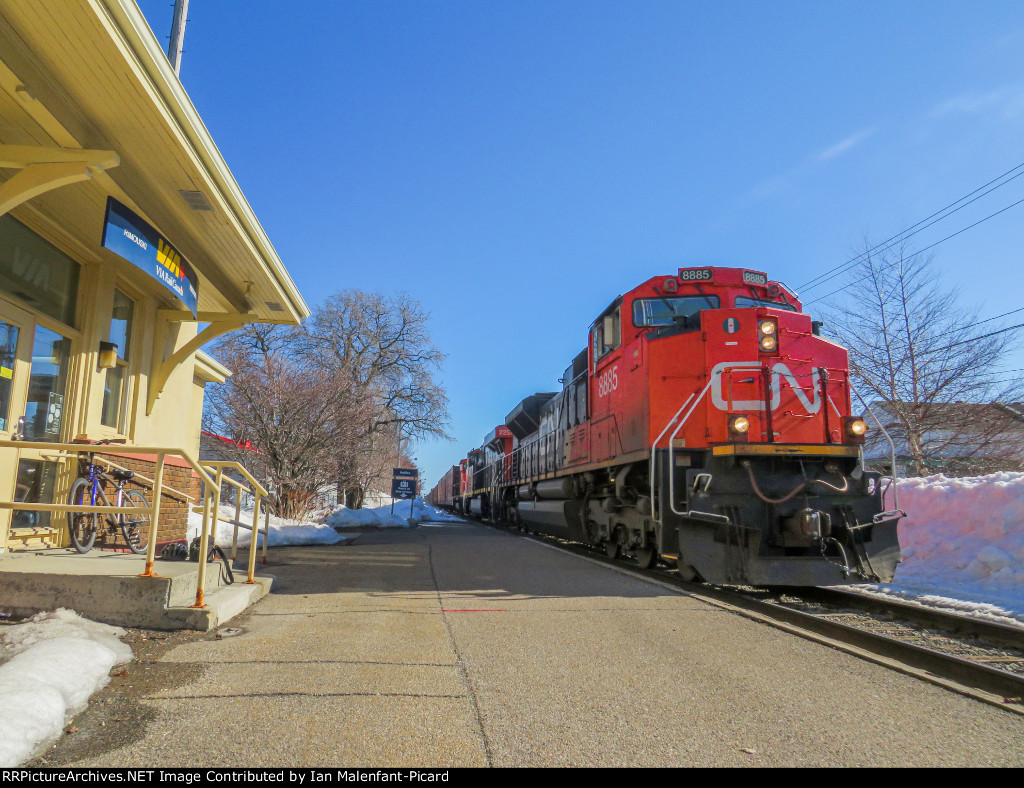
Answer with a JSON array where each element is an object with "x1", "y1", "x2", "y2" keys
[{"x1": 168, "y1": 0, "x2": 190, "y2": 75}]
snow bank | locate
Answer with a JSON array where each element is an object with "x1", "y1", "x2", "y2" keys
[
  {"x1": 184, "y1": 496, "x2": 463, "y2": 546},
  {"x1": 187, "y1": 505, "x2": 346, "y2": 547},
  {"x1": 0, "y1": 609, "x2": 132, "y2": 766},
  {"x1": 855, "y1": 472, "x2": 1024, "y2": 624},
  {"x1": 324, "y1": 497, "x2": 464, "y2": 529}
]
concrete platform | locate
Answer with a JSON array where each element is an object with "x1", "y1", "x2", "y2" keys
[
  {"x1": 34, "y1": 524, "x2": 1024, "y2": 768},
  {"x1": 0, "y1": 550, "x2": 272, "y2": 631}
]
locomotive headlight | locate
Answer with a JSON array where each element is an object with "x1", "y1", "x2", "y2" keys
[
  {"x1": 728, "y1": 414, "x2": 750, "y2": 437},
  {"x1": 844, "y1": 417, "x2": 869, "y2": 444},
  {"x1": 759, "y1": 320, "x2": 776, "y2": 336},
  {"x1": 759, "y1": 334, "x2": 778, "y2": 352}
]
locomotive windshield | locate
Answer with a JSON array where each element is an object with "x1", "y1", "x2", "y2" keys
[
  {"x1": 734, "y1": 295, "x2": 797, "y2": 311},
  {"x1": 632, "y1": 295, "x2": 719, "y2": 327}
]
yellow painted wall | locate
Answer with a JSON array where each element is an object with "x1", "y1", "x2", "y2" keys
[
  {"x1": 65, "y1": 254, "x2": 203, "y2": 454},
  {"x1": 0, "y1": 225, "x2": 213, "y2": 551}
]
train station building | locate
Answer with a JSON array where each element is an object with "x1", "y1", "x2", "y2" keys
[{"x1": 0, "y1": 0, "x2": 308, "y2": 553}]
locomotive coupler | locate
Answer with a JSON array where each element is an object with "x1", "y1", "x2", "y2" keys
[{"x1": 780, "y1": 507, "x2": 831, "y2": 548}]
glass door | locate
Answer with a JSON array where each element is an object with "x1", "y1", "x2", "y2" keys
[
  {"x1": 0, "y1": 300, "x2": 32, "y2": 550},
  {"x1": 11, "y1": 322, "x2": 73, "y2": 537},
  {"x1": 23, "y1": 324, "x2": 71, "y2": 442},
  {"x1": 0, "y1": 316, "x2": 22, "y2": 434}
]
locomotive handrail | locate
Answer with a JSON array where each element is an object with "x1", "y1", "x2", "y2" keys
[
  {"x1": 850, "y1": 385, "x2": 901, "y2": 512},
  {"x1": 666, "y1": 379, "x2": 717, "y2": 519},
  {"x1": 648, "y1": 377, "x2": 723, "y2": 524},
  {"x1": 649, "y1": 393, "x2": 697, "y2": 524}
]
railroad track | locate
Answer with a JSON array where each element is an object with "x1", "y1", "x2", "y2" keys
[{"x1": 467, "y1": 521, "x2": 1024, "y2": 718}]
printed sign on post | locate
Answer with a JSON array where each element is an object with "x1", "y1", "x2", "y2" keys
[
  {"x1": 391, "y1": 477, "x2": 416, "y2": 499},
  {"x1": 391, "y1": 468, "x2": 419, "y2": 518}
]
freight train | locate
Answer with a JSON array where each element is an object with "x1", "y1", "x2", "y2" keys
[{"x1": 428, "y1": 267, "x2": 903, "y2": 586}]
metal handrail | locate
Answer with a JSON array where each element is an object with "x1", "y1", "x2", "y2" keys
[
  {"x1": 665, "y1": 381, "x2": 716, "y2": 517},
  {"x1": 0, "y1": 439, "x2": 269, "y2": 606},
  {"x1": 197, "y1": 461, "x2": 271, "y2": 584},
  {"x1": 649, "y1": 392, "x2": 698, "y2": 524},
  {"x1": 850, "y1": 386, "x2": 901, "y2": 512},
  {"x1": 93, "y1": 454, "x2": 195, "y2": 503}
]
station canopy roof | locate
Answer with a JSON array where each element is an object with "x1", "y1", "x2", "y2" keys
[{"x1": 0, "y1": 0, "x2": 309, "y2": 323}]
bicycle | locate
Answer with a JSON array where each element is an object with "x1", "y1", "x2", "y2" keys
[{"x1": 67, "y1": 450, "x2": 152, "y2": 554}]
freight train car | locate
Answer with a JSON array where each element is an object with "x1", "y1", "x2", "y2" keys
[
  {"x1": 427, "y1": 465, "x2": 462, "y2": 509},
  {"x1": 428, "y1": 267, "x2": 902, "y2": 586}
]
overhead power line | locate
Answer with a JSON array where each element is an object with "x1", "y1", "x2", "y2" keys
[
  {"x1": 798, "y1": 159, "x2": 1024, "y2": 295},
  {"x1": 803, "y1": 195, "x2": 1024, "y2": 306},
  {"x1": 918, "y1": 321, "x2": 1024, "y2": 357},
  {"x1": 974, "y1": 305, "x2": 1024, "y2": 328}
]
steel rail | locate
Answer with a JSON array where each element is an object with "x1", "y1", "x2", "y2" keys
[{"x1": 805, "y1": 586, "x2": 1024, "y2": 651}]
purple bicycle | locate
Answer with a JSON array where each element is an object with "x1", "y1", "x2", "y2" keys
[{"x1": 67, "y1": 451, "x2": 151, "y2": 554}]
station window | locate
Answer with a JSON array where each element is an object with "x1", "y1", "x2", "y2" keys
[
  {"x1": 0, "y1": 215, "x2": 80, "y2": 327},
  {"x1": 100, "y1": 289, "x2": 134, "y2": 430}
]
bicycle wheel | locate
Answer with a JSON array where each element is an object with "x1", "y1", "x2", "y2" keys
[
  {"x1": 120, "y1": 489, "x2": 151, "y2": 555},
  {"x1": 67, "y1": 477, "x2": 97, "y2": 553}
]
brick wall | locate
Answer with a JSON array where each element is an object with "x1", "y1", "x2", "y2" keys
[{"x1": 94, "y1": 453, "x2": 201, "y2": 546}]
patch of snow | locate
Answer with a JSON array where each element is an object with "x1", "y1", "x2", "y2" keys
[
  {"x1": 324, "y1": 497, "x2": 465, "y2": 529},
  {"x1": 187, "y1": 505, "x2": 346, "y2": 547},
  {"x1": 0, "y1": 609, "x2": 132, "y2": 766},
  {"x1": 849, "y1": 471, "x2": 1024, "y2": 625}
]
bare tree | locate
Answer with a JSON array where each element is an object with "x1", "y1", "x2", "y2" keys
[
  {"x1": 202, "y1": 292, "x2": 449, "y2": 512},
  {"x1": 204, "y1": 324, "x2": 374, "y2": 520},
  {"x1": 825, "y1": 242, "x2": 1024, "y2": 476},
  {"x1": 298, "y1": 290, "x2": 451, "y2": 507}
]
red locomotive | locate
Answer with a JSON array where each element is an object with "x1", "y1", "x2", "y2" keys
[{"x1": 428, "y1": 267, "x2": 902, "y2": 586}]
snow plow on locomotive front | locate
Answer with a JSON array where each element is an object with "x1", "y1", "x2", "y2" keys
[{"x1": 430, "y1": 266, "x2": 903, "y2": 587}]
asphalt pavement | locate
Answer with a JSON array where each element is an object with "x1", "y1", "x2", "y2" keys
[{"x1": 35, "y1": 519, "x2": 1024, "y2": 767}]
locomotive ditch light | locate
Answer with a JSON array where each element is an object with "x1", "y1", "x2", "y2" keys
[
  {"x1": 844, "y1": 417, "x2": 868, "y2": 444},
  {"x1": 728, "y1": 414, "x2": 751, "y2": 442}
]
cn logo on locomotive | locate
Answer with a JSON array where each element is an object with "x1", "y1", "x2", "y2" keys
[{"x1": 710, "y1": 361, "x2": 828, "y2": 414}]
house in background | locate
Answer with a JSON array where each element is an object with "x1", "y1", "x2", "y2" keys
[{"x1": 862, "y1": 401, "x2": 1024, "y2": 477}]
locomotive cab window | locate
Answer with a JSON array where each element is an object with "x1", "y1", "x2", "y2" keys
[
  {"x1": 592, "y1": 308, "x2": 620, "y2": 362},
  {"x1": 734, "y1": 296, "x2": 797, "y2": 311},
  {"x1": 632, "y1": 295, "x2": 719, "y2": 327}
]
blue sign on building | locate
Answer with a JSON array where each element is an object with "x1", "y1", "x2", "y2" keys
[{"x1": 101, "y1": 198, "x2": 199, "y2": 317}]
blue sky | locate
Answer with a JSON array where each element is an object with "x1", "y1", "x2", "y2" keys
[{"x1": 136, "y1": 1, "x2": 1024, "y2": 487}]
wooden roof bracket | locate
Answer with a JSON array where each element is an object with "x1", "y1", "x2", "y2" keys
[
  {"x1": 0, "y1": 144, "x2": 119, "y2": 218},
  {"x1": 147, "y1": 309, "x2": 292, "y2": 415},
  {"x1": 148, "y1": 311, "x2": 246, "y2": 415}
]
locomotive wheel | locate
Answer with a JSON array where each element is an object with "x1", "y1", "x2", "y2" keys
[
  {"x1": 605, "y1": 539, "x2": 621, "y2": 559},
  {"x1": 635, "y1": 545, "x2": 658, "y2": 569}
]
